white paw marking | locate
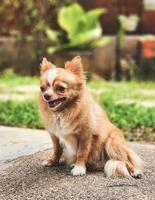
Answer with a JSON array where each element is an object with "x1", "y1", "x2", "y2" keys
[
  {"x1": 131, "y1": 169, "x2": 142, "y2": 178},
  {"x1": 42, "y1": 160, "x2": 52, "y2": 166},
  {"x1": 71, "y1": 165, "x2": 86, "y2": 176}
]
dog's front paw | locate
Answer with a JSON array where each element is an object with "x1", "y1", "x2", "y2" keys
[
  {"x1": 71, "y1": 165, "x2": 86, "y2": 176},
  {"x1": 130, "y1": 169, "x2": 142, "y2": 179},
  {"x1": 42, "y1": 159, "x2": 58, "y2": 167}
]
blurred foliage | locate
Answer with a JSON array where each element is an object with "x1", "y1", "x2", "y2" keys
[
  {"x1": 0, "y1": 98, "x2": 154, "y2": 141},
  {"x1": 116, "y1": 14, "x2": 140, "y2": 67},
  {"x1": 118, "y1": 14, "x2": 139, "y2": 33},
  {"x1": 0, "y1": 0, "x2": 74, "y2": 40},
  {"x1": 0, "y1": 74, "x2": 155, "y2": 141},
  {"x1": 46, "y1": 3, "x2": 110, "y2": 53},
  {"x1": 0, "y1": 69, "x2": 38, "y2": 85},
  {"x1": 0, "y1": 100, "x2": 43, "y2": 129},
  {"x1": 117, "y1": 14, "x2": 140, "y2": 45}
]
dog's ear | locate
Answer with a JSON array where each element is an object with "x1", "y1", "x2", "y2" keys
[
  {"x1": 65, "y1": 56, "x2": 83, "y2": 77},
  {"x1": 40, "y1": 57, "x2": 55, "y2": 75}
]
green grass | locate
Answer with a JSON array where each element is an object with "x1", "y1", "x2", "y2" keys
[
  {"x1": 0, "y1": 100, "x2": 43, "y2": 129},
  {"x1": 0, "y1": 73, "x2": 155, "y2": 102},
  {"x1": 0, "y1": 98, "x2": 154, "y2": 141},
  {"x1": 0, "y1": 74, "x2": 155, "y2": 141},
  {"x1": 88, "y1": 80, "x2": 155, "y2": 102},
  {"x1": 0, "y1": 73, "x2": 39, "y2": 95},
  {"x1": 0, "y1": 73, "x2": 38, "y2": 85}
]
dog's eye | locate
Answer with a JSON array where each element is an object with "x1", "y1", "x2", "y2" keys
[
  {"x1": 40, "y1": 85, "x2": 45, "y2": 92},
  {"x1": 56, "y1": 86, "x2": 66, "y2": 93}
]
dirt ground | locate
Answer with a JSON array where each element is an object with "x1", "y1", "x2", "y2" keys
[{"x1": 0, "y1": 142, "x2": 155, "y2": 200}]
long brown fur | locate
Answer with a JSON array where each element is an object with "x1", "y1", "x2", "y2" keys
[{"x1": 38, "y1": 56, "x2": 142, "y2": 178}]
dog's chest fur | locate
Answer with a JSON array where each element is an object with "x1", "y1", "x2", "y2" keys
[
  {"x1": 46, "y1": 113, "x2": 69, "y2": 135},
  {"x1": 46, "y1": 113, "x2": 77, "y2": 156}
]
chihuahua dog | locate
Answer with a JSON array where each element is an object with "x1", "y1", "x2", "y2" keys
[{"x1": 38, "y1": 56, "x2": 142, "y2": 178}]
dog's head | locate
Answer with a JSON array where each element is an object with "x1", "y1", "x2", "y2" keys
[{"x1": 40, "y1": 56, "x2": 85, "y2": 111}]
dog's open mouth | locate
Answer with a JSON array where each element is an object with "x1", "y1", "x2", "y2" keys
[{"x1": 48, "y1": 97, "x2": 66, "y2": 109}]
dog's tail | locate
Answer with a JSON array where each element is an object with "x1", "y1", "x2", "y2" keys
[
  {"x1": 104, "y1": 159, "x2": 130, "y2": 178},
  {"x1": 104, "y1": 139, "x2": 143, "y2": 178}
]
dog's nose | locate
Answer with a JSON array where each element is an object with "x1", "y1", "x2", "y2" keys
[{"x1": 44, "y1": 94, "x2": 51, "y2": 101}]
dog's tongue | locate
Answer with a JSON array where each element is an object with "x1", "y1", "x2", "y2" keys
[
  {"x1": 48, "y1": 99, "x2": 61, "y2": 108},
  {"x1": 47, "y1": 97, "x2": 66, "y2": 109}
]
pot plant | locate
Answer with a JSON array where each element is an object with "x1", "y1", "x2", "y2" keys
[
  {"x1": 115, "y1": 14, "x2": 140, "y2": 80},
  {"x1": 118, "y1": 14, "x2": 139, "y2": 33},
  {"x1": 45, "y1": 3, "x2": 110, "y2": 78}
]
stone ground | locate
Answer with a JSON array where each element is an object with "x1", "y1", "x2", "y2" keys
[
  {"x1": 0, "y1": 126, "x2": 155, "y2": 200},
  {"x1": 0, "y1": 126, "x2": 51, "y2": 168}
]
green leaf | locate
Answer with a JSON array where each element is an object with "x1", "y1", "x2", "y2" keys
[
  {"x1": 72, "y1": 9, "x2": 105, "y2": 45},
  {"x1": 85, "y1": 8, "x2": 106, "y2": 29},
  {"x1": 48, "y1": 3, "x2": 106, "y2": 51},
  {"x1": 47, "y1": 46, "x2": 59, "y2": 54},
  {"x1": 91, "y1": 36, "x2": 111, "y2": 48},
  {"x1": 68, "y1": 26, "x2": 102, "y2": 46},
  {"x1": 46, "y1": 29, "x2": 62, "y2": 42},
  {"x1": 58, "y1": 3, "x2": 84, "y2": 36},
  {"x1": 47, "y1": 43, "x2": 76, "y2": 54}
]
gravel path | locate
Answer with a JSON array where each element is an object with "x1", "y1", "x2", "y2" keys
[{"x1": 0, "y1": 142, "x2": 155, "y2": 200}]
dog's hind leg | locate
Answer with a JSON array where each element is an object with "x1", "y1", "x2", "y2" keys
[
  {"x1": 125, "y1": 149, "x2": 143, "y2": 178},
  {"x1": 104, "y1": 132, "x2": 142, "y2": 178}
]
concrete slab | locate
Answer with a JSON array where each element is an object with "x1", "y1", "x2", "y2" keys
[{"x1": 0, "y1": 126, "x2": 51, "y2": 168}]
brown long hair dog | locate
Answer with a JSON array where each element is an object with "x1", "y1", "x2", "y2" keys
[{"x1": 38, "y1": 56, "x2": 142, "y2": 178}]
